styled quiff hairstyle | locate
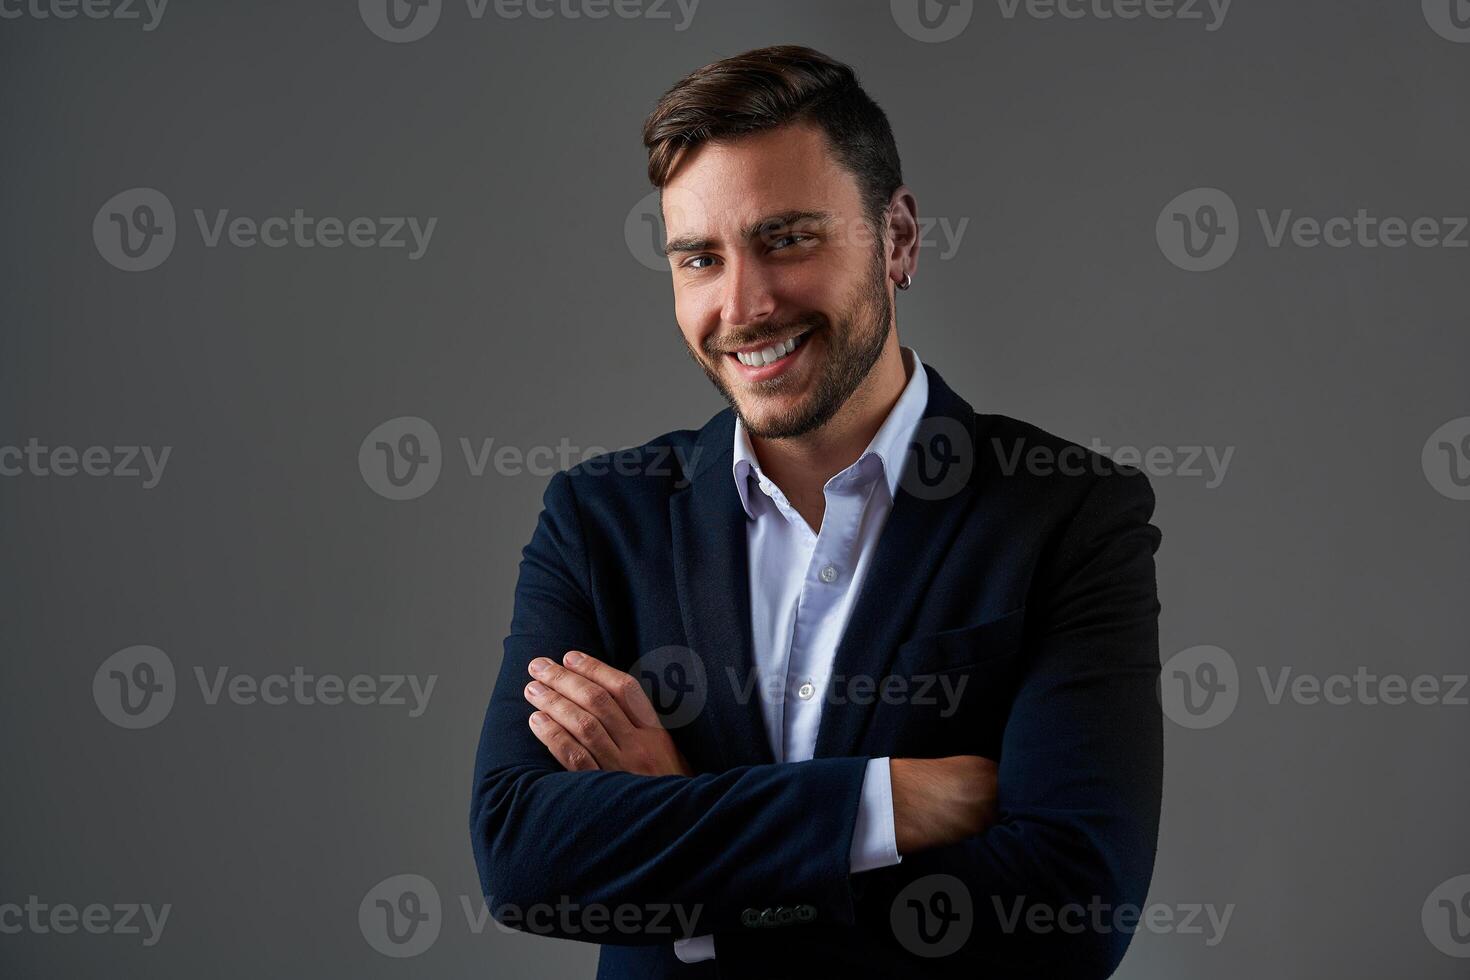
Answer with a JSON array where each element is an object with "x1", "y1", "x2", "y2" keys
[{"x1": 641, "y1": 45, "x2": 904, "y2": 232}]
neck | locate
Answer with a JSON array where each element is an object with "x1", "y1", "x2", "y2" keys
[{"x1": 749, "y1": 335, "x2": 909, "y2": 527}]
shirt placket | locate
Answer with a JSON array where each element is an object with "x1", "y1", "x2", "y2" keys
[{"x1": 779, "y1": 474, "x2": 870, "y2": 763}]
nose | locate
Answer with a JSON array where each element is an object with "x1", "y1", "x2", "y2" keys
[{"x1": 719, "y1": 253, "x2": 777, "y2": 329}]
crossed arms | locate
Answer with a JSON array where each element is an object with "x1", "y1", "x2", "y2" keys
[{"x1": 469, "y1": 465, "x2": 1163, "y2": 973}]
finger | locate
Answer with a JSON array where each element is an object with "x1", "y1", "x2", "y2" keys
[
  {"x1": 528, "y1": 711, "x2": 600, "y2": 771},
  {"x1": 560, "y1": 650, "x2": 662, "y2": 729},
  {"x1": 524, "y1": 679, "x2": 620, "y2": 765},
  {"x1": 528, "y1": 656, "x2": 635, "y2": 736}
]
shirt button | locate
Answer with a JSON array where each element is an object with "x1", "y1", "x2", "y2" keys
[
  {"x1": 819, "y1": 564, "x2": 838, "y2": 583},
  {"x1": 797, "y1": 680, "x2": 815, "y2": 700}
]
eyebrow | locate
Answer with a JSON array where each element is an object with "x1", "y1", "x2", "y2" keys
[{"x1": 662, "y1": 209, "x2": 835, "y2": 257}]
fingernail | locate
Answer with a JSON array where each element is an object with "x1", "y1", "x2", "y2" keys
[
  {"x1": 529, "y1": 712, "x2": 545, "y2": 726},
  {"x1": 528, "y1": 659, "x2": 549, "y2": 677},
  {"x1": 526, "y1": 681, "x2": 547, "y2": 696},
  {"x1": 564, "y1": 652, "x2": 584, "y2": 667}
]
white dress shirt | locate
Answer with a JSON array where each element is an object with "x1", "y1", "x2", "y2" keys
[{"x1": 673, "y1": 346, "x2": 928, "y2": 963}]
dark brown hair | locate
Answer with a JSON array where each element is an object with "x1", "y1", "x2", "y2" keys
[{"x1": 642, "y1": 45, "x2": 904, "y2": 230}]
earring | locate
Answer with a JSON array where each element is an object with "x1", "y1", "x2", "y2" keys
[{"x1": 897, "y1": 273, "x2": 912, "y2": 290}]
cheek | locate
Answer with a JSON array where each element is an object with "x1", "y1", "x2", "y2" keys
[{"x1": 673, "y1": 289, "x2": 715, "y2": 350}]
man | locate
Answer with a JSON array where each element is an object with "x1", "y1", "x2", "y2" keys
[{"x1": 470, "y1": 44, "x2": 1163, "y2": 979}]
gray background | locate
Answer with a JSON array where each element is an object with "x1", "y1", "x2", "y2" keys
[{"x1": 2, "y1": 0, "x2": 1468, "y2": 976}]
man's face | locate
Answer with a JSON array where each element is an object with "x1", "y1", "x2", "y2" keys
[{"x1": 661, "y1": 121, "x2": 894, "y2": 439}]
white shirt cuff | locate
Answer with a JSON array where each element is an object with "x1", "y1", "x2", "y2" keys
[
  {"x1": 849, "y1": 756, "x2": 903, "y2": 873},
  {"x1": 673, "y1": 933, "x2": 715, "y2": 963}
]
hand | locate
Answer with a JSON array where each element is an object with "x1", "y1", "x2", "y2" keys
[
  {"x1": 889, "y1": 755, "x2": 999, "y2": 855},
  {"x1": 524, "y1": 651, "x2": 694, "y2": 777}
]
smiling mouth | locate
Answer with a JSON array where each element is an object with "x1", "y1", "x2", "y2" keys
[{"x1": 730, "y1": 329, "x2": 811, "y2": 368}]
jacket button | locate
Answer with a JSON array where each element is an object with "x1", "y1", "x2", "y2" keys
[
  {"x1": 796, "y1": 904, "x2": 816, "y2": 922},
  {"x1": 741, "y1": 908, "x2": 760, "y2": 928},
  {"x1": 775, "y1": 905, "x2": 795, "y2": 925},
  {"x1": 759, "y1": 907, "x2": 777, "y2": 927}
]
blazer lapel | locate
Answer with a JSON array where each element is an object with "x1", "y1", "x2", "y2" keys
[
  {"x1": 814, "y1": 364, "x2": 980, "y2": 759},
  {"x1": 668, "y1": 408, "x2": 776, "y2": 770}
]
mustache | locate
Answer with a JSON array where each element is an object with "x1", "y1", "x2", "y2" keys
[{"x1": 706, "y1": 317, "x2": 824, "y2": 357}]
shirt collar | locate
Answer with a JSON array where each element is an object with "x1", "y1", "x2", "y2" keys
[{"x1": 731, "y1": 346, "x2": 930, "y2": 519}]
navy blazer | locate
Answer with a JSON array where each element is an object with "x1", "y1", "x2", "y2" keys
[{"x1": 469, "y1": 362, "x2": 1163, "y2": 979}]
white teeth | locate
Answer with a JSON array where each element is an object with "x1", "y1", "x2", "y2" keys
[{"x1": 736, "y1": 332, "x2": 805, "y2": 367}]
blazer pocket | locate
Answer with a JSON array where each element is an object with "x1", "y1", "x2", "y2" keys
[{"x1": 897, "y1": 605, "x2": 1027, "y2": 676}]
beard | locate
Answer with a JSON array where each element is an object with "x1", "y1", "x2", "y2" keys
[{"x1": 682, "y1": 242, "x2": 894, "y2": 440}]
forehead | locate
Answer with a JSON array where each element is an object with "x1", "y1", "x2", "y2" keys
[{"x1": 661, "y1": 121, "x2": 862, "y2": 232}]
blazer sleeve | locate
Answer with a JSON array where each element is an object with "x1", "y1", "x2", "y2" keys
[
  {"x1": 864, "y1": 467, "x2": 1164, "y2": 978},
  {"x1": 468, "y1": 469, "x2": 870, "y2": 945}
]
